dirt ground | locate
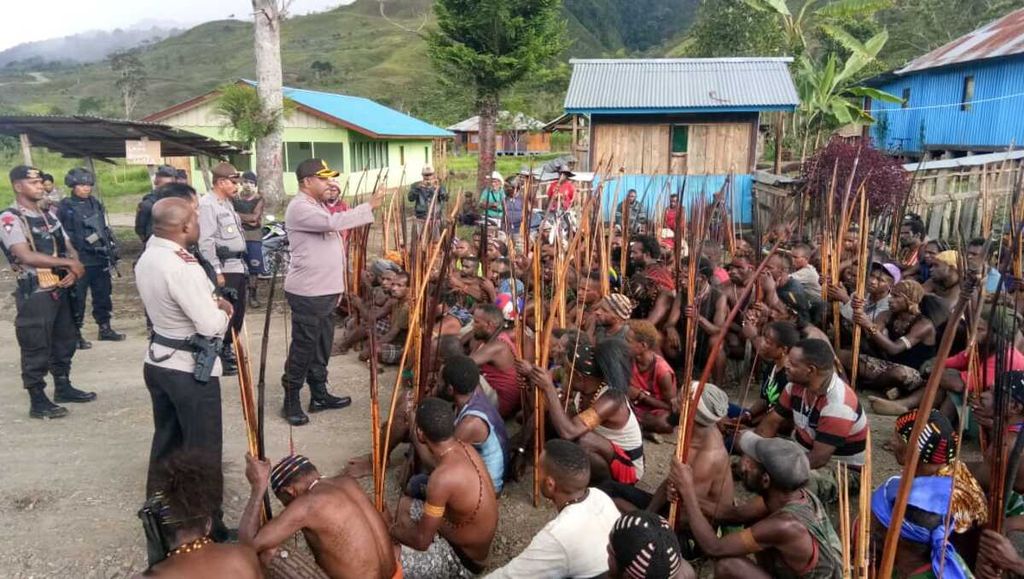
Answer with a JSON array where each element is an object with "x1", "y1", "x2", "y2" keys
[{"x1": 0, "y1": 231, "x2": 917, "y2": 578}]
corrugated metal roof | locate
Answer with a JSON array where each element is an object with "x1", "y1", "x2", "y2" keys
[
  {"x1": 902, "y1": 149, "x2": 1024, "y2": 171},
  {"x1": 899, "y1": 8, "x2": 1024, "y2": 74},
  {"x1": 564, "y1": 58, "x2": 798, "y2": 113},
  {"x1": 241, "y1": 80, "x2": 452, "y2": 139},
  {"x1": 447, "y1": 112, "x2": 544, "y2": 132}
]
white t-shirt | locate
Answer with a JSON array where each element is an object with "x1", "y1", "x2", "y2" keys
[{"x1": 485, "y1": 488, "x2": 621, "y2": 579}]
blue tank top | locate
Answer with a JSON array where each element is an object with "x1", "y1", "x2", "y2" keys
[{"x1": 457, "y1": 389, "x2": 509, "y2": 492}]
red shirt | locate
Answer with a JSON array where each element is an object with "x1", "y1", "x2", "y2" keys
[
  {"x1": 630, "y1": 354, "x2": 675, "y2": 403},
  {"x1": 665, "y1": 206, "x2": 679, "y2": 231},
  {"x1": 945, "y1": 347, "x2": 1024, "y2": 393},
  {"x1": 546, "y1": 181, "x2": 575, "y2": 210},
  {"x1": 776, "y1": 372, "x2": 868, "y2": 466}
]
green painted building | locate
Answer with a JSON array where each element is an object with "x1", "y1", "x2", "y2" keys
[{"x1": 143, "y1": 80, "x2": 452, "y2": 195}]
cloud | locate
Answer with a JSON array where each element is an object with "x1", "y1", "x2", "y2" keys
[{"x1": 0, "y1": 0, "x2": 350, "y2": 52}]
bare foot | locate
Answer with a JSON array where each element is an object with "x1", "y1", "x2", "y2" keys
[
  {"x1": 340, "y1": 454, "x2": 374, "y2": 479},
  {"x1": 885, "y1": 387, "x2": 901, "y2": 401},
  {"x1": 869, "y1": 396, "x2": 910, "y2": 416}
]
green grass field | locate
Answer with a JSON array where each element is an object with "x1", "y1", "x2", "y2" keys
[{"x1": 0, "y1": 148, "x2": 152, "y2": 213}]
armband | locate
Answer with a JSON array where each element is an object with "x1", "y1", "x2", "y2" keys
[
  {"x1": 739, "y1": 528, "x2": 762, "y2": 552},
  {"x1": 423, "y1": 502, "x2": 446, "y2": 518},
  {"x1": 899, "y1": 336, "x2": 913, "y2": 350},
  {"x1": 579, "y1": 408, "x2": 601, "y2": 431}
]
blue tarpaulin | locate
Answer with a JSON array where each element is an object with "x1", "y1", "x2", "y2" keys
[{"x1": 592, "y1": 174, "x2": 753, "y2": 224}]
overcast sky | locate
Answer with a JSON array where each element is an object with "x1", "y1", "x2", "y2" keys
[{"x1": 0, "y1": 0, "x2": 351, "y2": 51}]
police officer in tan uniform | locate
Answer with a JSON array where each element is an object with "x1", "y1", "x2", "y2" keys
[
  {"x1": 0, "y1": 165, "x2": 96, "y2": 419},
  {"x1": 198, "y1": 162, "x2": 247, "y2": 375},
  {"x1": 135, "y1": 195, "x2": 233, "y2": 539}
]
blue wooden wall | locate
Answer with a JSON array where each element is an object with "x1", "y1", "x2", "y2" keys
[
  {"x1": 592, "y1": 174, "x2": 754, "y2": 223},
  {"x1": 869, "y1": 55, "x2": 1024, "y2": 154}
]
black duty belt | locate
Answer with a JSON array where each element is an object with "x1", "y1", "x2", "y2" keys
[{"x1": 148, "y1": 333, "x2": 194, "y2": 363}]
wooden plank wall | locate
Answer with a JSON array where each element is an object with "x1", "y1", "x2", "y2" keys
[
  {"x1": 689, "y1": 123, "x2": 752, "y2": 174},
  {"x1": 593, "y1": 124, "x2": 670, "y2": 173},
  {"x1": 593, "y1": 122, "x2": 751, "y2": 175}
]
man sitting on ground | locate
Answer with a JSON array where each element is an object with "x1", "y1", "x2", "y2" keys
[
  {"x1": 605, "y1": 511, "x2": 696, "y2": 579},
  {"x1": 486, "y1": 440, "x2": 621, "y2": 578},
  {"x1": 739, "y1": 338, "x2": 869, "y2": 503},
  {"x1": 409, "y1": 355, "x2": 508, "y2": 494},
  {"x1": 470, "y1": 303, "x2": 521, "y2": 418},
  {"x1": 138, "y1": 452, "x2": 261, "y2": 578},
  {"x1": 518, "y1": 338, "x2": 645, "y2": 486},
  {"x1": 672, "y1": 437, "x2": 843, "y2": 579},
  {"x1": 391, "y1": 398, "x2": 498, "y2": 578},
  {"x1": 238, "y1": 453, "x2": 399, "y2": 579}
]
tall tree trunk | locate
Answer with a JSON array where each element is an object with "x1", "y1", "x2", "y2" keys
[
  {"x1": 252, "y1": 0, "x2": 286, "y2": 207},
  {"x1": 477, "y1": 94, "x2": 499, "y2": 192}
]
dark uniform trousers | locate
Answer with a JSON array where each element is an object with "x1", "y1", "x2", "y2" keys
[
  {"x1": 71, "y1": 264, "x2": 113, "y2": 327},
  {"x1": 15, "y1": 288, "x2": 77, "y2": 389},
  {"x1": 283, "y1": 292, "x2": 338, "y2": 390},
  {"x1": 223, "y1": 272, "x2": 247, "y2": 334},
  {"x1": 143, "y1": 363, "x2": 223, "y2": 504}
]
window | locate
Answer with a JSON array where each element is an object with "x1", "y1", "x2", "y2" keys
[
  {"x1": 671, "y1": 125, "x2": 689, "y2": 154},
  {"x1": 349, "y1": 141, "x2": 389, "y2": 171},
  {"x1": 285, "y1": 141, "x2": 313, "y2": 172},
  {"x1": 312, "y1": 142, "x2": 344, "y2": 173},
  {"x1": 424, "y1": 146, "x2": 429, "y2": 163},
  {"x1": 962, "y1": 76, "x2": 975, "y2": 111},
  {"x1": 399, "y1": 145, "x2": 405, "y2": 166},
  {"x1": 902, "y1": 87, "x2": 911, "y2": 109}
]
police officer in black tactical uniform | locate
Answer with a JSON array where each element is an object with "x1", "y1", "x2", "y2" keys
[
  {"x1": 0, "y1": 165, "x2": 97, "y2": 419},
  {"x1": 135, "y1": 165, "x2": 178, "y2": 244},
  {"x1": 57, "y1": 167, "x2": 126, "y2": 347}
]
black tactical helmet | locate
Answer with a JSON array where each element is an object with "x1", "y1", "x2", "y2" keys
[{"x1": 65, "y1": 167, "x2": 95, "y2": 188}]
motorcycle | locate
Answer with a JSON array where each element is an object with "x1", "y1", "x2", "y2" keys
[{"x1": 261, "y1": 215, "x2": 289, "y2": 278}]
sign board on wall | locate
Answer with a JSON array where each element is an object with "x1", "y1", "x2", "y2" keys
[{"x1": 125, "y1": 140, "x2": 162, "y2": 165}]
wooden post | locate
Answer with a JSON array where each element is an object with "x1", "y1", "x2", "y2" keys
[{"x1": 19, "y1": 133, "x2": 33, "y2": 166}]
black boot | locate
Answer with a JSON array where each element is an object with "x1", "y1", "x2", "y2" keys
[
  {"x1": 281, "y1": 382, "x2": 309, "y2": 426},
  {"x1": 76, "y1": 328, "x2": 92, "y2": 350},
  {"x1": 29, "y1": 387, "x2": 69, "y2": 419},
  {"x1": 97, "y1": 323, "x2": 126, "y2": 341},
  {"x1": 54, "y1": 376, "x2": 97, "y2": 403},
  {"x1": 220, "y1": 343, "x2": 238, "y2": 377},
  {"x1": 308, "y1": 382, "x2": 351, "y2": 412}
]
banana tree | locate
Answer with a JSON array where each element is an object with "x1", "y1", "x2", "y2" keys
[
  {"x1": 793, "y1": 30, "x2": 903, "y2": 161},
  {"x1": 742, "y1": 0, "x2": 892, "y2": 54}
]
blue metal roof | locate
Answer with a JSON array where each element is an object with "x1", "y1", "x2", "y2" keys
[
  {"x1": 564, "y1": 58, "x2": 799, "y2": 114},
  {"x1": 242, "y1": 80, "x2": 452, "y2": 139}
]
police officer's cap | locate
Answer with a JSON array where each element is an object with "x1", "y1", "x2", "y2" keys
[
  {"x1": 9, "y1": 165, "x2": 42, "y2": 183},
  {"x1": 65, "y1": 167, "x2": 95, "y2": 188},
  {"x1": 155, "y1": 165, "x2": 178, "y2": 178}
]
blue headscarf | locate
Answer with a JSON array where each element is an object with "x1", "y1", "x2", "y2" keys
[{"x1": 871, "y1": 476, "x2": 970, "y2": 579}]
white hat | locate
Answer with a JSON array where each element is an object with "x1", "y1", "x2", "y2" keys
[
  {"x1": 491, "y1": 171, "x2": 504, "y2": 182},
  {"x1": 422, "y1": 165, "x2": 435, "y2": 176}
]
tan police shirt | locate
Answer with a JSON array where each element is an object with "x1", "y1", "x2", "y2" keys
[
  {"x1": 135, "y1": 236, "x2": 231, "y2": 375},
  {"x1": 198, "y1": 193, "x2": 247, "y2": 275}
]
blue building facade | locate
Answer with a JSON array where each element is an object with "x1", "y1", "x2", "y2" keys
[
  {"x1": 867, "y1": 8, "x2": 1024, "y2": 157},
  {"x1": 869, "y1": 56, "x2": 1024, "y2": 155}
]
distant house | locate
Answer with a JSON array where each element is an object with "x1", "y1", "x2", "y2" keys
[
  {"x1": 562, "y1": 58, "x2": 799, "y2": 220},
  {"x1": 447, "y1": 112, "x2": 550, "y2": 155},
  {"x1": 867, "y1": 8, "x2": 1024, "y2": 159},
  {"x1": 143, "y1": 80, "x2": 453, "y2": 195}
]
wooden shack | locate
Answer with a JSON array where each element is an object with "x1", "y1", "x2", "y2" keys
[
  {"x1": 561, "y1": 58, "x2": 799, "y2": 221},
  {"x1": 447, "y1": 112, "x2": 550, "y2": 156}
]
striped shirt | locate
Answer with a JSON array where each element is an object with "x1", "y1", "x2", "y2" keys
[{"x1": 776, "y1": 372, "x2": 867, "y2": 467}]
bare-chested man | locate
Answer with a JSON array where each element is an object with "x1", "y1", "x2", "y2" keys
[
  {"x1": 470, "y1": 303, "x2": 521, "y2": 418},
  {"x1": 137, "y1": 452, "x2": 261, "y2": 578},
  {"x1": 239, "y1": 453, "x2": 399, "y2": 579},
  {"x1": 391, "y1": 397, "x2": 498, "y2": 578}
]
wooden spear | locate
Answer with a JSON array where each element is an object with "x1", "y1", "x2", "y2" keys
[
  {"x1": 669, "y1": 236, "x2": 789, "y2": 527},
  {"x1": 849, "y1": 190, "x2": 870, "y2": 388},
  {"x1": 876, "y1": 278, "x2": 976, "y2": 578}
]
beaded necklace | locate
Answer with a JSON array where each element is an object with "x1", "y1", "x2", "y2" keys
[{"x1": 168, "y1": 536, "x2": 211, "y2": 557}]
